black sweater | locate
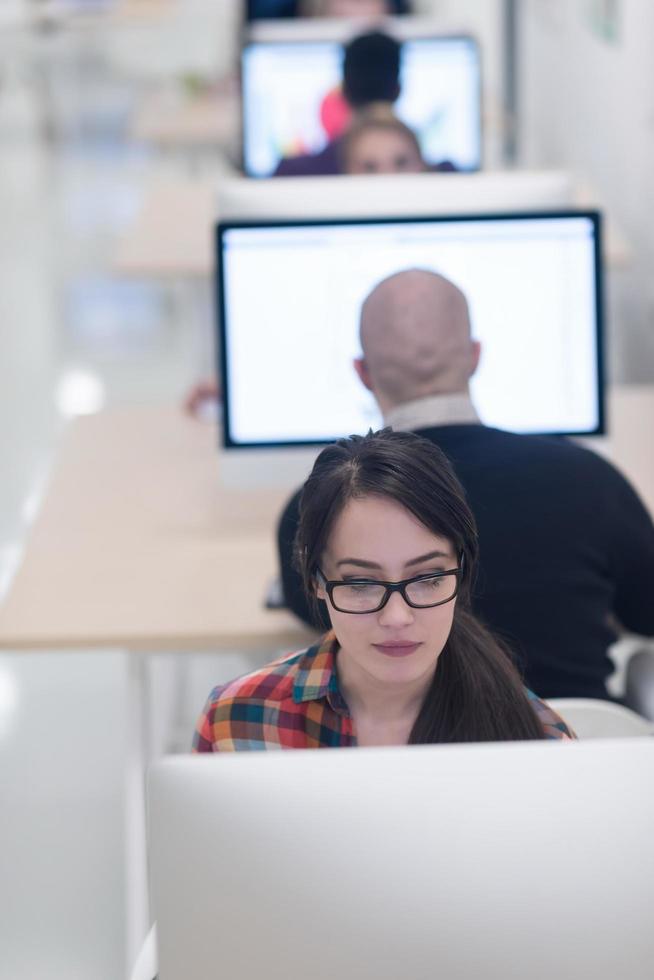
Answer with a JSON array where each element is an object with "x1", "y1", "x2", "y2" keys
[{"x1": 277, "y1": 425, "x2": 654, "y2": 700}]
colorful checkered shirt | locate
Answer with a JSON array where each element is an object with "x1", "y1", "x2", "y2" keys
[{"x1": 193, "y1": 632, "x2": 574, "y2": 751}]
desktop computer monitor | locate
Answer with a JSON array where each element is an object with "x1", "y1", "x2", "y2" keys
[
  {"x1": 149, "y1": 739, "x2": 654, "y2": 980},
  {"x1": 216, "y1": 210, "x2": 604, "y2": 448},
  {"x1": 245, "y1": 2, "x2": 412, "y2": 18},
  {"x1": 241, "y1": 33, "x2": 482, "y2": 176}
]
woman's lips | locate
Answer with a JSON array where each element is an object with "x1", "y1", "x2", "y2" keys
[{"x1": 373, "y1": 642, "x2": 422, "y2": 658}]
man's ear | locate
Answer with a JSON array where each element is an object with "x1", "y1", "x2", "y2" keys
[
  {"x1": 470, "y1": 340, "x2": 481, "y2": 377},
  {"x1": 353, "y1": 356, "x2": 373, "y2": 391}
]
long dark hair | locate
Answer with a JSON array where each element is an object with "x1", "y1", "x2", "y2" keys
[{"x1": 295, "y1": 429, "x2": 546, "y2": 743}]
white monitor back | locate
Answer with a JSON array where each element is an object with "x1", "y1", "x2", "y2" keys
[
  {"x1": 246, "y1": 15, "x2": 453, "y2": 44},
  {"x1": 149, "y1": 739, "x2": 654, "y2": 980},
  {"x1": 217, "y1": 169, "x2": 576, "y2": 221}
]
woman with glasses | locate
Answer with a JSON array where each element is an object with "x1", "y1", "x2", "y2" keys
[{"x1": 194, "y1": 429, "x2": 573, "y2": 750}]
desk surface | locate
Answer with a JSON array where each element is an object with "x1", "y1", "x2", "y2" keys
[
  {"x1": 130, "y1": 90, "x2": 238, "y2": 148},
  {"x1": 0, "y1": 405, "x2": 316, "y2": 652},
  {"x1": 0, "y1": 390, "x2": 652, "y2": 653},
  {"x1": 113, "y1": 178, "x2": 217, "y2": 278}
]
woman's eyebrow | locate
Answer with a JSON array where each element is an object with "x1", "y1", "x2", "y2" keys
[
  {"x1": 404, "y1": 550, "x2": 454, "y2": 568},
  {"x1": 336, "y1": 558, "x2": 382, "y2": 570},
  {"x1": 336, "y1": 550, "x2": 453, "y2": 571}
]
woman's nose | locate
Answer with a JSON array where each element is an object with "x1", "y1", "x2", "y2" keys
[{"x1": 377, "y1": 588, "x2": 415, "y2": 626}]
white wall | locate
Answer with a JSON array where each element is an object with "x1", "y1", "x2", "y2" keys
[{"x1": 517, "y1": 0, "x2": 654, "y2": 382}]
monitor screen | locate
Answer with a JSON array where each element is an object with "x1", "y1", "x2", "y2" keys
[
  {"x1": 245, "y1": 1, "x2": 412, "y2": 18},
  {"x1": 241, "y1": 35, "x2": 482, "y2": 177},
  {"x1": 217, "y1": 212, "x2": 604, "y2": 447}
]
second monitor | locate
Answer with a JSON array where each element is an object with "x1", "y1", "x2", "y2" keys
[
  {"x1": 241, "y1": 34, "x2": 482, "y2": 177},
  {"x1": 217, "y1": 211, "x2": 604, "y2": 448}
]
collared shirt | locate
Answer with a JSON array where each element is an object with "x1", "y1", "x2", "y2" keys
[
  {"x1": 193, "y1": 633, "x2": 574, "y2": 751},
  {"x1": 383, "y1": 392, "x2": 481, "y2": 432}
]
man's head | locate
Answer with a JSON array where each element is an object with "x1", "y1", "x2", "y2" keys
[
  {"x1": 354, "y1": 269, "x2": 481, "y2": 413},
  {"x1": 342, "y1": 31, "x2": 401, "y2": 108}
]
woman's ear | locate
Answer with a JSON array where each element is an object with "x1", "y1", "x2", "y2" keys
[{"x1": 314, "y1": 575, "x2": 327, "y2": 602}]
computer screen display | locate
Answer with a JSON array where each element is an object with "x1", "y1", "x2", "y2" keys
[
  {"x1": 241, "y1": 36, "x2": 481, "y2": 177},
  {"x1": 217, "y1": 212, "x2": 604, "y2": 447},
  {"x1": 245, "y1": 1, "x2": 411, "y2": 17}
]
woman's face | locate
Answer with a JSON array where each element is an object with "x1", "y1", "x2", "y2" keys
[
  {"x1": 346, "y1": 127, "x2": 425, "y2": 175},
  {"x1": 316, "y1": 494, "x2": 458, "y2": 689}
]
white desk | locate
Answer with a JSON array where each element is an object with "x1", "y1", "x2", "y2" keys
[
  {"x1": 0, "y1": 404, "x2": 316, "y2": 651},
  {"x1": 130, "y1": 89, "x2": 238, "y2": 150},
  {"x1": 1, "y1": 391, "x2": 650, "y2": 653},
  {"x1": 113, "y1": 178, "x2": 218, "y2": 279}
]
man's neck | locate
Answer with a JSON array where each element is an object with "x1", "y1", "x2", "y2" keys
[{"x1": 383, "y1": 392, "x2": 480, "y2": 432}]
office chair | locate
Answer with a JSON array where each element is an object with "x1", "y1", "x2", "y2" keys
[
  {"x1": 547, "y1": 698, "x2": 654, "y2": 739},
  {"x1": 624, "y1": 649, "x2": 654, "y2": 722}
]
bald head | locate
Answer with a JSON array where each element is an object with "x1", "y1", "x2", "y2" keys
[{"x1": 358, "y1": 269, "x2": 478, "y2": 409}]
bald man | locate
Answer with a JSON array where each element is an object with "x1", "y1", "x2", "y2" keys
[
  {"x1": 278, "y1": 269, "x2": 654, "y2": 700},
  {"x1": 354, "y1": 268, "x2": 479, "y2": 414}
]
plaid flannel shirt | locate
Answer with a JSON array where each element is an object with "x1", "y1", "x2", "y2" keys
[{"x1": 193, "y1": 632, "x2": 574, "y2": 751}]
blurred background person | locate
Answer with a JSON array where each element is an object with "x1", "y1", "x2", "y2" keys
[
  {"x1": 275, "y1": 30, "x2": 401, "y2": 176},
  {"x1": 341, "y1": 105, "x2": 426, "y2": 174},
  {"x1": 246, "y1": 0, "x2": 412, "y2": 19}
]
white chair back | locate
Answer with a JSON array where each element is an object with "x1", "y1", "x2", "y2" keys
[{"x1": 547, "y1": 698, "x2": 654, "y2": 739}]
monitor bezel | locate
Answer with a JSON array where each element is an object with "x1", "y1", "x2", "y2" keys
[
  {"x1": 239, "y1": 32, "x2": 484, "y2": 178},
  {"x1": 215, "y1": 209, "x2": 605, "y2": 449}
]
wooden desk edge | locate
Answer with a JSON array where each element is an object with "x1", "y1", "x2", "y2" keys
[{"x1": 0, "y1": 622, "x2": 319, "y2": 654}]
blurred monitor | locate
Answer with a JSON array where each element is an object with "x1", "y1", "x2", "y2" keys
[
  {"x1": 241, "y1": 34, "x2": 481, "y2": 176},
  {"x1": 149, "y1": 740, "x2": 654, "y2": 980},
  {"x1": 217, "y1": 169, "x2": 576, "y2": 221},
  {"x1": 246, "y1": 0, "x2": 299, "y2": 18},
  {"x1": 245, "y1": 2, "x2": 412, "y2": 21},
  {"x1": 216, "y1": 211, "x2": 604, "y2": 447}
]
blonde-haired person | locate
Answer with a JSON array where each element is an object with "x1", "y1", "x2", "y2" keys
[{"x1": 341, "y1": 106, "x2": 427, "y2": 175}]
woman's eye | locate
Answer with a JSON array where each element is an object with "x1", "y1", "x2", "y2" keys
[
  {"x1": 346, "y1": 582, "x2": 376, "y2": 593},
  {"x1": 412, "y1": 576, "x2": 444, "y2": 593}
]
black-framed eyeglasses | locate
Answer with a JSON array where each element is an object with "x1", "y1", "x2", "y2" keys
[{"x1": 315, "y1": 565, "x2": 462, "y2": 614}]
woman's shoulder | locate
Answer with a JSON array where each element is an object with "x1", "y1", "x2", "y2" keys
[
  {"x1": 205, "y1": 648, "x2": 311, "y2": 710},
  {"x1": 525, "y1": 689, "x2": 576, "y2": 740},
  {"x1": 203, "y1": 634, "x2": 335, "y2": 712},
  {"x1": 192, "y1": 635, "x2": 337, "y2": 752}
]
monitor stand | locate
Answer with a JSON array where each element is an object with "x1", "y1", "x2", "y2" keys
[{"x1": 218, "y1": 445, "x2": 321, "y2": 490}]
